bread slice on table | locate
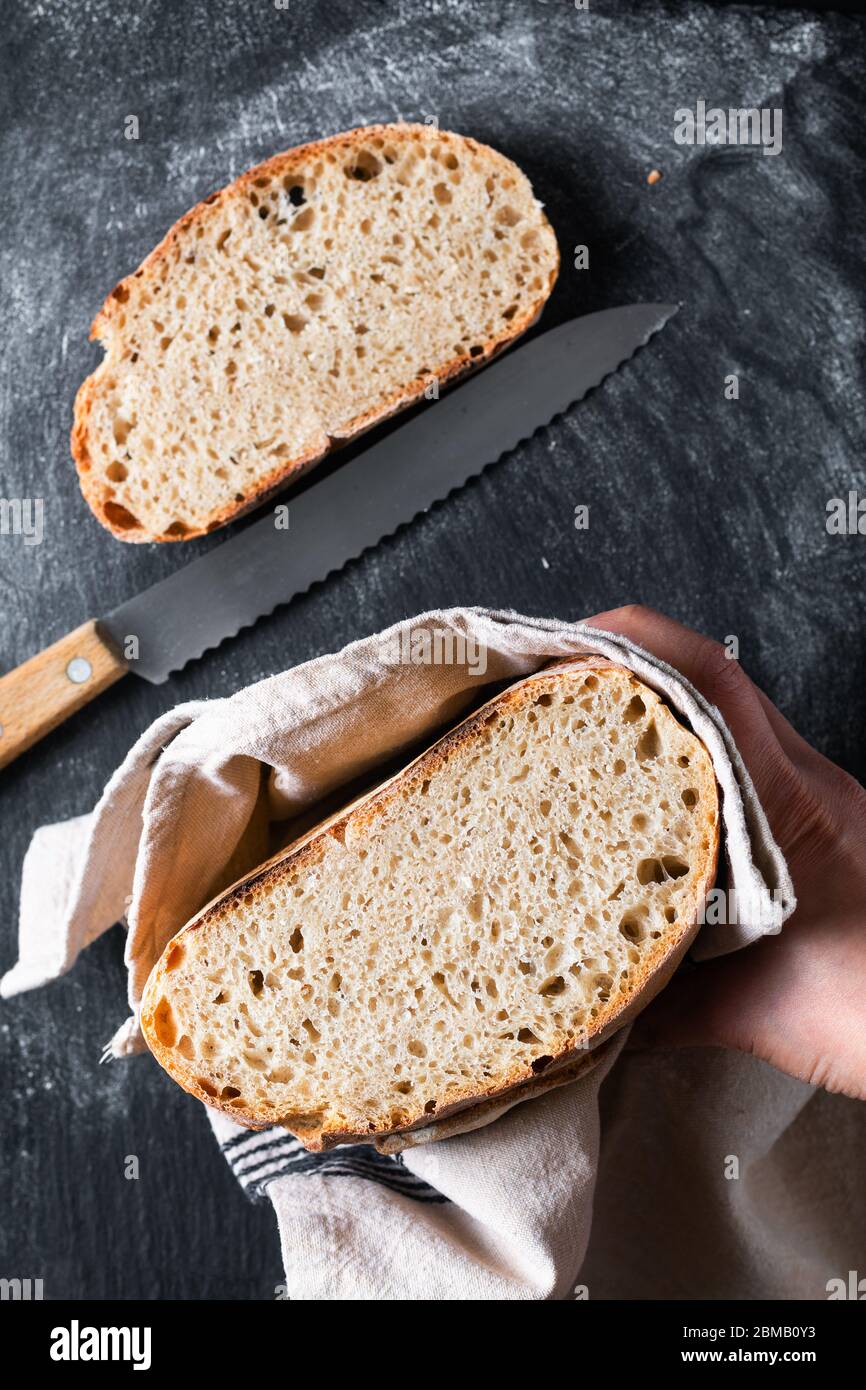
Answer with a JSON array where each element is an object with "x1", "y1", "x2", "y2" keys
[
  {"x1": 141, "y1": 657, "x2": 719, "y2": 1152},
  {"x1": 72, "y1": 123, "x2": 559, "y2": 542}
]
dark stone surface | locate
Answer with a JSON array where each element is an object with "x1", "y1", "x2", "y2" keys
[{"x1": 0, "y1": 0, "x2": 863, "y2": 1299}]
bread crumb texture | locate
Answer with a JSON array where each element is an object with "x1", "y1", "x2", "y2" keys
[
  {"x1": 142, "y1": 663, "x2": 718, "y2": 1148},
  {"x1": 72, "y1": 124, "x2": 559, "y2": 541}
]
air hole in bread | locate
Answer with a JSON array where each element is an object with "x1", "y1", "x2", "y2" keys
[
  {"x1": 594, "y1": 974, "x2": 613, "y2": 1002},
  {"x1": 661, "y1": 855, "x2": 690, "y2": 880},
  {"x1": 497, "y1": 204, "x2": 522, "y2": 227},
  {"x1": 517, "y1": 1028, "x2": 540, "y2": 1044},
  {"x1": 164, "y1": 942, "x2": 185, "y2": 972},
  {"x1": 619, "y1": 912, "x2": 646, "y2": 943},
  {"x1": 431, "y1": 972, "x2": 459, "y2": 1008},
  {"x1": 112, "y1": 415, "x2": 133, "y2": 446},
  {"x1": 289, "y1": 926, "x2": 304, "y2": 954},
  {"x1": 636, "y1": 722, "x2": 661, "y2": 761},
  {"x1": 559, "y1": 829, "x2": 581, "y2": 857},
  {"x1": 467, "y1": 892, "x2": 484, "y2": 922},
  {"x1": 153, "y1": 998, "x2": 177, "y2": 1048},
  {"x1": 248, "y1": 969, "x2": 264, "y2": 997},
  {"x1": 345, "y1": 150, "x2": 381, "y2": 181},
  {"x1": 103, "y1": 501, "x2": 141, "y2": 532},
  {"x1": 540, "y1": 975, "x2": 566, "y2": 997},
  {"x1": 682, "y1": 788, "x2": 698, "y2": 809},
  {"x1": 637, "y1": 857, "x2": 665, "y2": 885},
  {"x1": 623, "y1": 694, "x2": 645, "y2": 724}
]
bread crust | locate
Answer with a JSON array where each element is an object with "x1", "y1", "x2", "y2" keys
[
  {"x1": 141, "y1": 658, "x2": 720, "y2": 1150},
  {"x1": 71, "y1": 123, "x2": 560, "y2": 542}
]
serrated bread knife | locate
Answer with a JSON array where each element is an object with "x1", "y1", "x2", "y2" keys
[{"x1": 0, "y1": 303, "x2": 677, "y2": 769}]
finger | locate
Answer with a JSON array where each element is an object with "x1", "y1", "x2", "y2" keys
[{"x1": 583, "y1": 605, "x2": 790, "y2": 807}]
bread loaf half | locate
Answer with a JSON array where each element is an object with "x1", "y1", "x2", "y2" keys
[
  {"x1": 141, "y1": 658, "x2": 719, "y2": 1150},
  {"x1": 72, "y1": 123, "x2": 559, "y2": 542}
]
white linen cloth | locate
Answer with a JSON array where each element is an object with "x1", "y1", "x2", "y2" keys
[{"x1": 3, "y1": 607, "x2": 823, "y2": 1301}]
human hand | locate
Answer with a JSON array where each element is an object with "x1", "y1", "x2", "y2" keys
[{"x1": 586, "y1": 605, "x2": 866, "y2": 1100}]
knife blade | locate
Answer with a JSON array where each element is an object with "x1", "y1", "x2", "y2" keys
[{"x1": 0, "y1": 302, "x2": 676, "y2": 767}]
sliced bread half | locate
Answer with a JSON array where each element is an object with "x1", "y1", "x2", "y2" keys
[
  {"x1": 72, "y1": 123, "x2": 559, "y2": 542},
  {"x1": 141, "y1": 657, "x2": 719, "y2": 1150}
]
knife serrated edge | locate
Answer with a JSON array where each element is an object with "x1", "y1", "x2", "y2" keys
[
  {"x1": 100, "y1": 303, "x2": 679, "y2": 679},
  {"x1": 178, "y1": 304, "x2": 679, "y2": 662}
]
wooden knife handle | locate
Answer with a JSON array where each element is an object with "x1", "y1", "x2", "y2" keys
[{"x1": 0, "y1": 620, "x2": 126, "y2": 770}]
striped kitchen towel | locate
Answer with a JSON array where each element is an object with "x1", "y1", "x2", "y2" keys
[{"x1": 210, "y1": 1110, "x2": 446, "y2": 1204}]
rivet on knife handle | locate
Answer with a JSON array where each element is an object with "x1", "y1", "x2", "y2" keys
[{"x1": 0, "y1": 620, "x2": 126, "y2": 770}]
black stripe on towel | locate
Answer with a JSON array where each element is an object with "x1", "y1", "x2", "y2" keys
[{"x1": 219, "y1": 1127, "x2": 448, "y2": 1203}]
